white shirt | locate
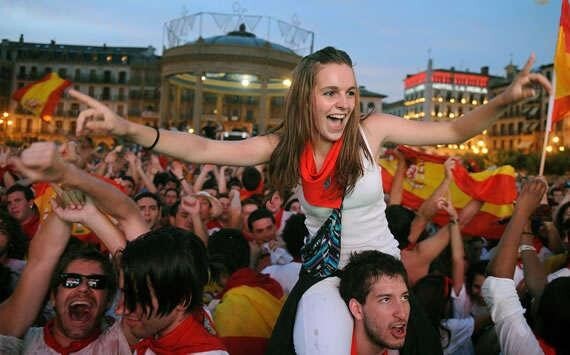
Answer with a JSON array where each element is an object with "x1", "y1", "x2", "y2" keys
[
  {"x1": 441, "y1": 317, "x2": 475, "y2": 355},
  {"x1": 23, "y1": 320, "x2": 131, "y2": 354},
  {"x1": 297, "y1": 128, "x2": 400, "y2": 267},
  {"x1": 262, "y1": 262, "x2": 302, "y2": 295},
  {"x1": 482, "y1": 276, "x2": 543, "y2": 355}
]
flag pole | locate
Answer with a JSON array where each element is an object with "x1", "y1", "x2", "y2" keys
[{"x1": 539, "y1": 73, "x2": 556, "y2": 176}]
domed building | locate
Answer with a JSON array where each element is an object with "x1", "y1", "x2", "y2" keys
[{"x1": 160, "y1": 17, "x2": 308, "y2": 135}]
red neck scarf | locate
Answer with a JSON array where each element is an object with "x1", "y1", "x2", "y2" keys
[
  {"x1": 350, "y1": 329, "x2": 387, "y2": 355},
  {"x1": 133, "y1": 313, "x2": 226, "y2": 355},
  {"x1": 300, "y1": 139, "x2": 343, "y2": 208},
  {"x1": 274, "y1": 208, "x2": 285, "y2": 230},
  {"x1": 43, "y1": 319, "x2": 102, "y2": 355}
]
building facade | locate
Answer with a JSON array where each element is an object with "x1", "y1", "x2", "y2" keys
[
  {"x1": 0, "y1": 35, "x2": 160, "y2": 144},
  {"x1": 384, "y1": 59, "x2": 567, "y2": 158}
]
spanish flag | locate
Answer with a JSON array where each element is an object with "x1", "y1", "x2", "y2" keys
[
  {"x1": 380, "y1": 146, "x2": 517, "y2": 239},
  {"x1": 12, "y1": 72, "x2": 72, "y2": 123},
  {"x1": 214, "y1": 268, "x2": 284, "y2": 355},
  {"x1": 551, "y1": 0, "x2": 570, "y2": 124}
]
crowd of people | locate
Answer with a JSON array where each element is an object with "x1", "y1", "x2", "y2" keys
[{"x1": 0, "y1": 46, "x2": 567, "y2": 355}]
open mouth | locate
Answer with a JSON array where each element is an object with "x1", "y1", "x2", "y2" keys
[
  {"x1": 68, "y1": 300, "x2": 94, "y2": 322},
  {"x1": 390, "y1": 323, "x2": 407, "y2": 339},
  {"x1": 327, "y1": 113, "x2": 346, "y2": 123}
]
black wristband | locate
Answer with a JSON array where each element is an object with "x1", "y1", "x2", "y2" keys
[{"x1": 145, "y1": 126, "x2": 160, "y2": 150}]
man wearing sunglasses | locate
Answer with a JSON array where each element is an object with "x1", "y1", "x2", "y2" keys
[{"x1": 0, "y1": 195, "x2": 132, "y2": 353}]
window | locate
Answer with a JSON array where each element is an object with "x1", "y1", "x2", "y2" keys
[
  {"x1": 102, "y1": 87, "x2": 111, "y2": 100},
  {"x1": 75, "y1": 69, "x2": 81, "y2": 81},
  {"x1": 26, "y1": 119, "x2": 32, "y2": 133},
  {"x1": 44, "y1": 67, "x2": 52, "y2": 74},
  {"x1": 19, "y1": 66, "x2": 26, "y2": 77},
  {"x1": 58, "y1": 68, "x2": 67, "y2": 78},
  {"x1": 88, "y1": 86, "x2": 95, "y2": 96},
  {"x1": 117, "y1": 105, "x2": 124, "y2": 116},
  {"x1": 103, "y1": 70, "x2": 112, "y2": 83},
  {"x1": 118, "y1": 71, "x2": 127, "y2": 83}
]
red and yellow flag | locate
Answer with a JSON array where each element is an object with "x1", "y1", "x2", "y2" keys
[
  {"x1": 552, "y1": 0, "x2": 570, "y2": 123},
  {"x1": 12, "y1": 72, "x2": 72, "y2": 123},
  {"x1": 380, "y1": 146, "x2": 517, "y2": 239}
]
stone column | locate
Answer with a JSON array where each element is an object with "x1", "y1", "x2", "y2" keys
[
  {"x1": 159, "y1": 77, "x2": 170, "y2": 127},
  {"x1": 258, "y1": 78, "x2": 269, "y2": 134},
  {"x1": 216, "y1": 94, "x2": 224, "y2": 121},
  {"x1": 174, "y1": 85, "x2": 181, "y2": 125},
  {"x1": 192, "y1": 75, "x2": 203, "y2": 132}
]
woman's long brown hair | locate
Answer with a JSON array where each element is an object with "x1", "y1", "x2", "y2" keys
[{"x1": 267, "y1": 47, "x2": 372, "y2": 197}]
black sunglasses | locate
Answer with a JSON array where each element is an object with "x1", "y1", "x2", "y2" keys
[{"x1": 59, "y1": 273, "x2": 108, "y2": 290}]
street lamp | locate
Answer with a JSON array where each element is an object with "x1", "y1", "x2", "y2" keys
[{"x1": 1, "y1": 112, "x2": 12, "y2": 140}]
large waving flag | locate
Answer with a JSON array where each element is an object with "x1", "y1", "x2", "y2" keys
[
  {"x1": 550, "y1": 0, "x2": 570, "y2": 126},
  {"x1": 380, "y1": 146, "x2": 516, "y2": 239},
  {"x1": 12, "y1": 72, "x2": 72, "y2": 123}
]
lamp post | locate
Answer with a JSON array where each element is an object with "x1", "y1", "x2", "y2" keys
[{"x1": 1, "y1": 112, "x2": 13, "y2": 142}]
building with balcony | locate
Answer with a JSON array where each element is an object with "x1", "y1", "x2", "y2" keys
[
  {"x1": 0, "y1": 35, "x2": 160, "y2": 144},
  {"x1": 487, "y1": 63, "x2": 568, "y2": 156}
]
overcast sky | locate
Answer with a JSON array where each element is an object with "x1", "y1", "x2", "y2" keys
[{"x1": 0, "y1": 0, "x2": 560, "y2": 100}]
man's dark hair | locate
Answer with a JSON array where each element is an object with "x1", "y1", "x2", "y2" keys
[
  {"x1": 168, "y1": 201, "x2": 181, "y2": 217},
  {"x1": 120, "y1": 175, "x2": 136, "y2": 186},
  {"x1": 385, "y1": 205, "x2": 416, "y2": 249},
  {"x1": 242, "y1": 166, "x2": 261, "y2": 191},
  {"x1": 208, "y1": 228, "x2": 250, "y2": 275},
  {"x1": 6, "y1": 184, "x2": 34, "y2": 201},
  {"x1": 119, "y1": 227, "x2": 207, "y2": 318},
  {"x1": 50, "y1": 240, "x2": 117, "y2": 306},
  {"x1": 339, "y1": 250, "x2": 408, "y2": 305},
  {"x1": 153, "y1": 172, "x2": 177, "y2": 189},
  {"x1": 247, "y1": 207, "x2": 275, "y2": 231},
  {"x1": 282, "y1": 214, "x2": 307, "y2": 259},
  {"x1": 134, "y1": 191, "x2": 161, "y2": 205},
  {"x1": 164, "y1": 187, "x2": 179, "y2": 198},
  {"x1": 536, "y1": 277, "x2": 570, "y2": 353},
  {"x1": 202, "y1": 178, "x2": 218, "y2": 192},
  {"x1": 0, "y1": 209, "x2": 28, "y2": 259},
  {"x1": 242, "y1": 198, "x2": 260, "y2": 209}
]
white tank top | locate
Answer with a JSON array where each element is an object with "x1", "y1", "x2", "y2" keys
[{"x1": 297, "y1": 127, "x2": 400, "y2": 268}]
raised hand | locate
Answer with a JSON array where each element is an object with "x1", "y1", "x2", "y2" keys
[
  {"x1": 170, "y1": 160, "x2": 185, "y2": 180},
  {"x1": 516, "y1": 178, "x2": 547, "y2": 219},
  {"x1": 498, "y1": 54, "x2": 552, "y2": 106},
  {"x1": 443, "y1": 157, "x2": 458, "y2": 180},
  {"x1": 180, "y1": 195, "x2": 200, "y2": 216},
  {"x1": 10, "y1": 142, "x2": 68, "y2": 183},
  {"x1": 70, "y1": 89, "x2": 130, "y2": 137},
  {"x1": 50, "y1": 193, "x2": 97, "y2": 224},
  {"x1": 437, "y1": 196, "x2": 458, "y2": 221}
]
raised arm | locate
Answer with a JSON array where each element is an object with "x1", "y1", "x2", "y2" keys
[
  {"x1": 12, "y1": 142, "x2": 148, "y2": 241},
  {"x1": 363, "y1": 54, "x2": 551, "y2": 151},
  {"x1": 388, "y1": 149, "x2": 406, "y2": 206},
  {"x1": 409, "y1": 157, "x2": 456, "y2": 244},
  {"x1": 487, "y1": 179, "x2": 547, "y2": 279},
  {"x1": 52, "y1": 195, "x2": 128, "y2": 254},
  {"x1": 0, "y1": 212, "x2": 71, "y2": 338},
  {"x1": 70, "y1": 89, "x2": 278, "y2": 166},
  {"x1": 439, "y1": 197, "x2": 465, "y2": 295},
  {"x1": 519, "y1": 232, "x2": 547, "y2": 303}
]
